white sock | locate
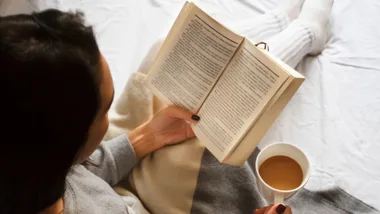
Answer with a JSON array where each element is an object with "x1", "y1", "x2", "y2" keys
[
  {"x1": 264, "y1": 0, "x2": 333, "y2": 68},
  {"x1": 297, "y1": 0, "x2": 334, "y2": 54},
  {"x1": 274, "y1": 0, "x2": 305, "y2": 20},
  {"x1": 230, "y1": 12, "x2": 290, "y2": 42},
  {"x1": 230, "y1": 0, "x2": 304, "y2": 42},
  {"x1": 265, "y1": 22, "x2": 315, "y2": 68}
]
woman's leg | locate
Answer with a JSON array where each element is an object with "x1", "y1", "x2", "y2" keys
[
  {"x1": 231, "y1": 0, "x2": 305, "y2": 42},
  {"x1": 265, "y1": 0, "x2": 333, "y2": 68}
]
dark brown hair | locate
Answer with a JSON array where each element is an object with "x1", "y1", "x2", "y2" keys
[{"x1": 0, "y1": 9, "x2": 101, "y2": 213}]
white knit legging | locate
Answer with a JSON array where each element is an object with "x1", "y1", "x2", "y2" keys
[{"x1": 229, "y1": 10, "x2": 316, "y2": 68}]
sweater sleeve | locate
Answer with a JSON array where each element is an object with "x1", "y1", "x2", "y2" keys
[{"x1": 84, "y1": 134, "x2": 138, "y2": 186}]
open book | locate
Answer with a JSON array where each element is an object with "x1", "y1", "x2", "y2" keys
[{"x1": 145, "y1": 2, "x2": 305, "y2": 166}]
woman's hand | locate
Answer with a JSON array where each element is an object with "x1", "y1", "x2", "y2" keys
[
  {"x1": 128, "y1": 106, "x2": 199, "y2": 159},
  {"x1": 255, "y1": 204, "x2": 292, "y2": 214},
  {"x1": 145, "y1": 105, "x2": 199, "y2": 146}
]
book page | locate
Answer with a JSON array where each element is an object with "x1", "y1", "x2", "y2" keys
[
  {"x1": 192, "y1": 39, "x2": 289, "y2": 160},
  {"x1": 146, "y1": 2, "x2": 243, "y2": 113}
]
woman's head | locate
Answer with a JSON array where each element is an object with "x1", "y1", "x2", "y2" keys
[{"x1": 0, "y1": 9, "x2": 114, "y2": 213}]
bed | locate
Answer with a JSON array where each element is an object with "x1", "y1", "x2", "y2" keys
[{"x1": 1, "y1": 0, "x2": 380, "y2": 211}]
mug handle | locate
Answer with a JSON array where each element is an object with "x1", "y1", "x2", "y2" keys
[{"x1": 274, "y1": 192, "x2": 284, "y2": 204}]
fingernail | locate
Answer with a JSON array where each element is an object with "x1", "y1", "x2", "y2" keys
[
  {"x1": 191, "y1": 115, "x2": 200, "y2": 121},
  {"x1": 276, "y1": 204, "x2": 286, "y2": 214}
]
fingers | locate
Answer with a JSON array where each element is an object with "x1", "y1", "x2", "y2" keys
[
  {"x1": 254, "y1": 204, "x2": 291, "y2": 214},
  {"x1": 161, "y1": 106, "x2": 200, "y2": 123},
  {"x1": 186, "y1": 123, "x2": 196, "y2": 138},
  {"x1": 273, "y1": 204, "x2": 287, "y2": 214},
  {"x1": 265, "y1": 204, "x2": 291, "y2": 214},
  {"x1": 191, "y1": 114, "x2": 200, "y2": 121},
  {"x1": 254, "y1": 205, "x2": 273, "y2": 214},
  {"x1": 283, "y1": 206, "x2": 292, "y2": 214}
]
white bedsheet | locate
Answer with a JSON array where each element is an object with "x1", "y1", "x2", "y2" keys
[{"x1": 2, "y1": 0, "x2": 380, "y2": 210}]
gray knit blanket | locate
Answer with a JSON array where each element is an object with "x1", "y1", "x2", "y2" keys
[{"x1": 191, "y1": 149, "x2": 379, "y2": 214}]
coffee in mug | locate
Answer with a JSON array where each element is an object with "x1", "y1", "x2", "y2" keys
[
  {"x1": 259, "y1": 155, "x2": 303, "y2": 190},
  {"x1": 255, "y1": 143, "x2": 310, "y2": 204}
]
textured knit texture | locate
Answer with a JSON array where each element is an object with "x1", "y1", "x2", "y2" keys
[
  {"x1": 228, "y1": 10, "x2": 290, "y2": 43},
  {"x1": 266, "y1": 21, "x2": 314, "y2": 68},
  {"x1": 63, "y1": 135, "x2": 149, "y2": 214}
]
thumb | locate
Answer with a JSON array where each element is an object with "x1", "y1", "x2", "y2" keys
[
  {"x1": 265, "y1": 204, "x2": 291, "y2": 214},
  {"x1": 162, "y1": 106, "x2": 200, "y2": 122}
]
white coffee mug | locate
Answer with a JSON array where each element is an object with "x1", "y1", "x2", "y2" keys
[{"x1": 255, "y1": 143, "x2": 310, "y2": 204}]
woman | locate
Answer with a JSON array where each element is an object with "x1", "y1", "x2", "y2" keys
[
  {"x1": 1, "y1": 0, "x2": 333, "y2": 211},
  {"x1": 0, "y1": 9, "x2": 291, "y2": 214}
]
